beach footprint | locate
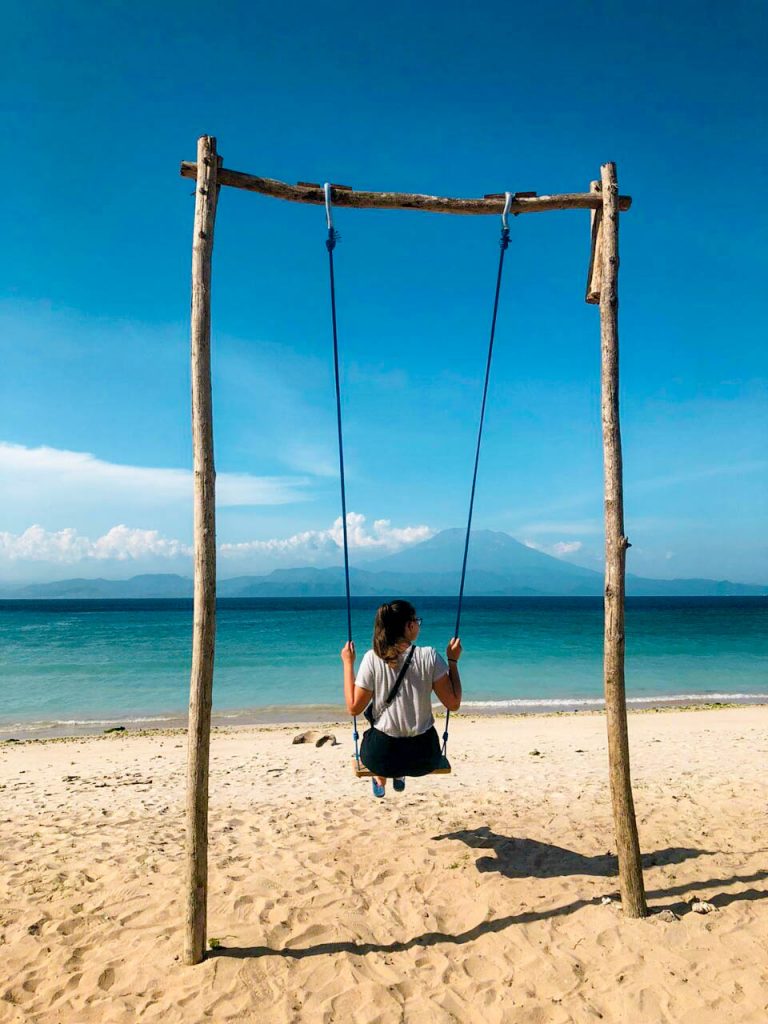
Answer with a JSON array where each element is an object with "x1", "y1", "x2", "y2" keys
[
  {"x1": 97, "y1": 966, "x2": 115, "y2": 991},
  {"x1": 233, "y1": 894, "x2": 254, "y2": 916},
  {"x1": 462, "y1": 954, "x2": 498, "y2": 984}
]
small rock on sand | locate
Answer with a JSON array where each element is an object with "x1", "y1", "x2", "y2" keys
[
  {"x1": 689, "y1": 895, "x2": 718, "y2": 914},
  {"x1": 654, "y1": 909, "x2": 680, "y2": 923},
  {"x1": 292, "y1": 731, "x2": 339, "y2": 748}
]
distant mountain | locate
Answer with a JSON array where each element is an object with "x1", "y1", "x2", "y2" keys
[
  {"x1": 217, "y1": 564, "x2": 545, "y2": 598},
  {"x1": 627, "y1": 575, "x2": 768, "y2": 597},
  {"x1": 0, "y1": 574, "x2": 193, "y2": 599},
  {"x1": 363, "y1": 529, "x2": 602, "y2": 592},
  {"x1": 0, "y1": 531, "x2": 765, "y2": 598}
]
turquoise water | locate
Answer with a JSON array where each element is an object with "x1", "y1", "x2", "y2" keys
[{"x1": 0, "y1": 597, "x2": 766, "y2": 737}]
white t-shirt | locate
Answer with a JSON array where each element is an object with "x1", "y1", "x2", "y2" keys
[{"x1": 355, "y1": 645, "x2": 449, "y2": 738}]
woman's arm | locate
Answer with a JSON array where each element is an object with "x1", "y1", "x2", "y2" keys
[
  {"x1": 341, "y1": 641, "x2": 372, "y2": 716},
  {"x1": 432, "y1": 637, "x2": 462, "y2": 712}
]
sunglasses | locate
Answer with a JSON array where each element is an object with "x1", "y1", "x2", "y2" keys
[{"x1": 410, "y1": 617, "x2": 423, "y2": 626}]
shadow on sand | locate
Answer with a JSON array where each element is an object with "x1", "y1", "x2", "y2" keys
[
  {"x1": 211, "y1": 830, "x2": 768, "y2": 961},
  {"x1": 430, "y1": 826, "x2": 715, "y2": 879}
]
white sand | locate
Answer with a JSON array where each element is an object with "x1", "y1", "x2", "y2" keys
[{"x1": 1, "y1": 707, "x2": 767, "y2": 1023}]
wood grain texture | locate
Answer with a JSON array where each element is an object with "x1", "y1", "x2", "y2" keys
[
  {"x1": 184, "y1": 135, "x2": 220, "y2": 966},
  {"x1": 599, "y1": 161, "x2": 647, "y2": 918},
  {"x1": 585, "y1": 180, "x2": 603, "y2": 304},
  {"x1": 180, "y1": 162, "x2": 632, "y2": 216}
]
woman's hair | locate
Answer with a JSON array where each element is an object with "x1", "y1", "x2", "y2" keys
[{"x1": 373, "y1": 600, "x2": 417, "y2": 665}]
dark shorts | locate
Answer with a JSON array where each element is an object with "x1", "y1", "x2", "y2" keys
[{"x1": 360, "y1": 725, "x2": 442, "y2": 778}]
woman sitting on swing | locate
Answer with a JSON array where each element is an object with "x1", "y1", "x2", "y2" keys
[{"x1": 341, "y1": 600, "x2": 462, "y2": 798}]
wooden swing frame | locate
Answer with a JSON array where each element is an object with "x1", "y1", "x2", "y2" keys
[{"x1": 181, "y1": 136, "x2": 647, "y2": 965}]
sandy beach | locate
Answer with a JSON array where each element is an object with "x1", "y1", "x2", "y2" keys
[{"x1": 1, "y1": 706, "x2": 767, "y2": 1023}]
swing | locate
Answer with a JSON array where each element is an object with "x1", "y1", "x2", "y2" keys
[
  {"x1": 324, "y1": 185, "x2": 513, "y2": 780},
  {"x1": 353, "y1": 756, "x2": 452, "y2": 779}
]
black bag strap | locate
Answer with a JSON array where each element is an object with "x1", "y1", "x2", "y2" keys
[
  {"x1": 384, "y1": 644, "x2": 416, "y2": 708},
  {"x1": 371, "y1": 645, "x2": 416, "y2": 724}
]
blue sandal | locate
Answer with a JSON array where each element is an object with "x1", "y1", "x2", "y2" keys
[
  {"x1": 371, "y1": 779, "x2": 386, "y2": 799},
  {"x1": 393, "y1": 778, "x2": 406, "y2": 793}
]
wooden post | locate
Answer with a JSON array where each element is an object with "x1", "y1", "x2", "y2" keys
[
  {"x1": 184, "y1": 135, "x2": 221, "y2": 965},
  {"x1": 598, "y1": 161, "x2": 647, "y2": 918},
  {"x1": 585, "y1": 180, "x2": 602, "y2": 304}
]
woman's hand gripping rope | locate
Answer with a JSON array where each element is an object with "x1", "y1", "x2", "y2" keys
[{"x1": 446, "y1": 637, "x2": 462, "y2": 663}]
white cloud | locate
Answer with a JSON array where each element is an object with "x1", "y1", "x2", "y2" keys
[
  {"x1": 0, "y1": 525, "x2": 191, "y2": 563},
  {"x1": 0, "y1": 512, "x2": 435, "y2": 578},
  {"x1": 220, "y1": 513, "x2": 434, "y2": 561},
  {"x1": 553, "y1": 541, "x2": 583, "y2": 556},
  {"x1": 0, "y1": 441, "x2": 310, "y2": 518},
  {"x1": 524, "y1": 539, "x2": 584, "y2": 558}
]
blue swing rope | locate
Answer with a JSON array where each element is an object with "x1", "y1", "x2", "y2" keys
[
  {"x1": 323, "y1": 184, "x2": 359, "y2": 765},
  {"x1": 442, "y1": 192, "x2": 513, "y2": 757},
  {"x1": 324, "y1": 185, "x2": 513, "y2": 768}
]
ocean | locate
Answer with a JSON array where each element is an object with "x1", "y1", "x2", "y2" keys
[{"x1": 0, "y1": 597, "x2": 766, "y2": 739}]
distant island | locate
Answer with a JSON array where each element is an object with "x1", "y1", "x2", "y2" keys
[{"x1": 1, "y1": 530, "x2": 765, "y2": 599}]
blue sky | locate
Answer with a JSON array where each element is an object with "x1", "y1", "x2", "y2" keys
[{"x1": 1, "y1": 0, "x2": 766, "y2": 583}]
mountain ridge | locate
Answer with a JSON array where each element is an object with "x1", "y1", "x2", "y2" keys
[{"x1": 0, "y1": 530, "x2": 764, "y2": 598}]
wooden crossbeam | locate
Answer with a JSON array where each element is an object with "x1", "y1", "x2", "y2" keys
[{"x1": 180, "y1": 162, "x2": 632, "y2": 216}]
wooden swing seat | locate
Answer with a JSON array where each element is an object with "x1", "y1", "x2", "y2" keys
[{"x1": 353, "y1": 756, "x2": 452, "y2": 778}]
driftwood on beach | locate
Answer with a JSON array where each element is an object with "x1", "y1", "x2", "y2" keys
[{"x1": 181, "y1": 139, "x2": 647, "y2": 964}]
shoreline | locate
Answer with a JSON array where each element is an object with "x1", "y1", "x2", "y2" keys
[{"x1": 2, "y1": 695, "x2": 768, "y2": 742}]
